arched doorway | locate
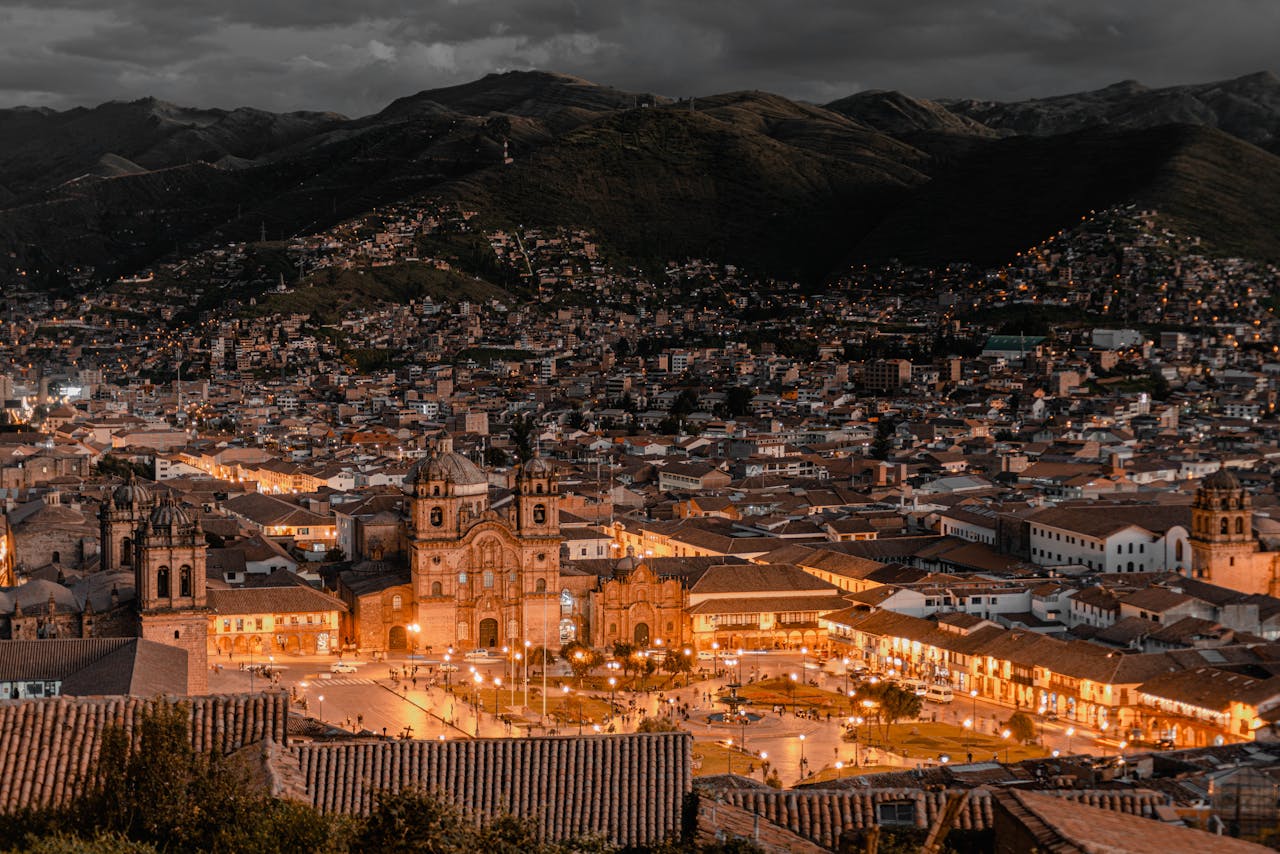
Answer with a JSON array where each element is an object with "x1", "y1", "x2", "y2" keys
[
  {"x1": 633, "y1": 623, "x2": 650, "y2": 647},
  {"x1": 388, "y1": 625, "x2": 408, "y2": 650},
  {"x1": 479, "y1": 618, "x2": 499, "y2": 648}
]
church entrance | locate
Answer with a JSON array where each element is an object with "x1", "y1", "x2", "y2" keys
[
  {"x1": 633, "y1": 623, "x2": 650, "y2": 647},
  {"x1": 479, "y1": 618, "x2": 499, "y2": 649},
  {"x1": 388, "y1": 625, "x2": 408, "y2": 650}
]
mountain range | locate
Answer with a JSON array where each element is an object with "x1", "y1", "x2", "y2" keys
[{"x1": 3, "y1": 69, "x2": 1280, "y2": 290}]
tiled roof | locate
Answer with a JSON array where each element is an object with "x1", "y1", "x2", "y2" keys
[
  {"x1": 293, "y1": 732, "x2": 692, "y2": 846},
  {"x1": 994, "y1": 787, "x2": 1273, "y2": 853},
  {"x1": 690, "y1": 564, "x2": 838, "y2": 595},
  {"x1": 207, "y1": 585, "x2": 348, "y2": 615},
  {"x1": 0, "y1": 693, "x2": 290, "y2": 812}
]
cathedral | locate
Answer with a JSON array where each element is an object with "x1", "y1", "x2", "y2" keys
[
  {"x1": 1189, "y1": 468, "x2": 1280, "y2": 597},
  {"x1": 342, "y1": 442, "x2": 567, "y2": 653}
]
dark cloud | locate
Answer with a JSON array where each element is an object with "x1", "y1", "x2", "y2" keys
[{"x1": 0, "y1": 0, "x2": 1276, "y2": 114}]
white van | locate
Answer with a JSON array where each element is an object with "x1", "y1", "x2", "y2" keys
[
  {"x1": 925, "y1": 685, "x2": 954, "y2": 704},
  {"x1": 898, "y1": 678, "x2": 928, "y2": 696}
]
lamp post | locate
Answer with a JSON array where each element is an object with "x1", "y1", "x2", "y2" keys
[
  {"x1": 726, "y1": 738, "x2": 734, "y2": 774},
  {"x1": 472, "y1": 673, "x2": 483, "y2": 736},
  {"x1": 798, "y1": 733, "x2": 807, "y2": 778},
  {"x1": 408, "y1": 623, "x2": 420, "y2": 656},
  {"x1": 759, "y1": 751, "x2": 769, "y2": 783},
  {"x1": 1002, "y1": 728, "x2": 1012, "y2": 763},
  {"x1": 668, "y1": 696, "x2": 677, "y2": 723},
  {"x1": 512, "y1": 653, "x2": 521, "y2": 707},
  {"x1": 737, "y1": 648, "x2": 745, "y2": 686},
  {"x1": 969, "y1": 688, "x2": 979, "y2": 730},
  {"x1": 789, "y1": 672, "x2": 799, "y2": 716},
  {"x1": 494, "y1": 677, "x2": 502, "y2": 714},
  {"x1": 800, "y1": 646, "x2": 808, "y2": 682},
  {"x1": 835, "y1": 760, "x2": 844, "y2": 780},
  {"x1": 523, "y1": 639, "x2": 531, "y2": 701},
  {"x1": 1066, "y1": 726, "x2": 1075, "y2": 754},
  {"x1": 682, "y1": 648, "x2": 692, "y2": 686},
  {"x1": 608, "y1": 676, "x2": 617, "y2": 718},
  {"x1": 1100, "y1": 721, "x2": 1110, "y2": 757},
  {"x1": 842, "y1": 657, "x2": 851, "y2": 707},
  {"x1": 443, "y1": 653, "x2": 452, "y2": 690},
  {"x1": 317, "y1": 694, "x2": 324, "y2": 722},
  {"x1": 712, "y1": 641, "x2": 720, "y2": 678}
]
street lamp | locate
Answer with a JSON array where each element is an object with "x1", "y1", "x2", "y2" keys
[
  {"x1": 737, "y1": 648, "x2": 745, "y2": 685},
  {"x1": 608, "y1": 676, "x2": 617, "y2": 717},
  {"x1": 789, "y1": 673, "x2": 799, "y2": 716},
  {"x1": 443, "y1": 652, "x2": 453, "y2": 690},
  {"x1": 1066, "y1": 726, "x2": 1075, "y2": 754},
  {"x1": 835, "y1": 760, "x2": 844, "y2": 779},
  {"x1": 800, "y1": 646, "x2": 808, "y2": 682},
  {"x1": 408, "y1": 623, "x2": 420, "y2": 656},
  {"x1": 494, "y1": 677, "x2": 502, "y2": 714},
  {"x1": 473, "y1": 673, "x2": 483, "y2": 736},
  {"x1": 798, "y1": 733, "x2": 807, "y2": 778},
  {"x1": 726, "y1": 738, "x2": 734, "y2": 774},
  {"x1": 668, "y1": 696, "x2": 677, "y2": 723},
  {"x1": 1001, "y1": 729, "x2": 1012, "y2": 764},
  {"x1": 842, "y1": 657, "x2": 851, "y2": 706},
  {"x1": 712, "y1": 641, "x2": 720, "y2": 677},
  {"x1": 317, "y1": 694, "x2": 324, "y2": 722},
  {"x1": 759, "y1": 751, "x2": 770, "y2": 783},
  {"x1": 682, "y1": 648, "x2": 692, "y2": 686}
]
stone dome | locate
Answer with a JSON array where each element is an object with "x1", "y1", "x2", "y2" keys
[
  {"x1": 412, "y1": 450, "x2": 489, "y2": 497},
  {"x1": 1202, "y1": 468, "x2": 1241, "y2": 491},
  {"x1": 112, "y1": 476, "x2": 152, "y2": 508},
  {"x1": 519, "y1": 454, "x2": 554, "y2": 479},
  {"x1": 149, "y1": 497, "x2": 192, "y2": 528}
]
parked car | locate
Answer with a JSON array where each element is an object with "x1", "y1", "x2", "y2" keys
[
  {"x1": 896, "y1": 678, "x2": 928, "y2": 696},
  {"x1": 329, "y1": 661, "x2": 358, "y2": 673},
  {"x1": 463, "y1": 649, "x2": 493, "y2": 661}
]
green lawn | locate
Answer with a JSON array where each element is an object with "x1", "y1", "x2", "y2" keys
[
  {"x1": 737, "y1": 677, "x2": 852, "y2": 713},
  {"x1": 852, "y1": 721, "x2": 1047, "y2": 764}
]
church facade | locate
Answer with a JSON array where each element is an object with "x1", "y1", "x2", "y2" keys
[{"x1": 343, "y1": 445, "x2": 564, "y2": 654}]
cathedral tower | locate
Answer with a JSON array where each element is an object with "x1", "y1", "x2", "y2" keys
[
  {"x1": 1189, "y1": 468, "x2": 1261, "y2": 591},
  {"x1": 136, "y1": 496, "x2": 209, "y2": 694},
  {"x1": 99, "y1": 473, "x2": 152, "y2": 573}
]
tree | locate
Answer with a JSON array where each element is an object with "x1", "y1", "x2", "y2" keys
[
  {"x1": 527, "y1": 645, "x2": 555, "y2": 667},
  {"x1": 870, "y1": 418, "x2": 895, "y2": 461},
  {"x1": 508, "y1": 414, "x2": 535, "y2": 463},
  {"x1": 662, "y1": 649, "x2": 693, "y2": 682},
  {"x1": 484, "y1": 446, "x2": 510, "y2": 467},
  {"x1": 611, "y1": 641, "x2": 637, "y2": 676},
  {"x1": 559, "y1": 642, "x2": 601, "y2": 683},
  {"x1": 724, "y1": 386, "x2": 754, "y2": 418},
  {"x1": 636, "y1": 716, "x2": 680, "y2": 733},
  {"x1": 1007, "y1": 711, "x2": 1037, "y2": 745},
  {"x1": 859, "y1": 683, "x2": 922, "y2": 741}
]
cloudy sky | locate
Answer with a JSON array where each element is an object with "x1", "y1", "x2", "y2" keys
[{"x1": 2, "y1": 0, "x2": 1277, "y2": 115}]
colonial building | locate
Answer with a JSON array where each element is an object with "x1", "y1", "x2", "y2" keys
[
  {"x1": 341, "y1": 444, "x2": 564, "y2": 653},
  {"x1": 1189, "y1": 469, "x2": 1280, "y2": 596}
]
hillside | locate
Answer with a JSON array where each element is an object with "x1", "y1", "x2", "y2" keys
[
  {"x1": 444, "y1": 103, "x2": 925, "y2": 280},
  {"x1": 4, "y1": 70, "x2": 1280, "y2": 294},
  {"x1": 847, "y1": 124, "x2": 1280, "y2": 266}
]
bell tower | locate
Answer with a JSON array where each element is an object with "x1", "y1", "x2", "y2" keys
[
  {"x1": 515, "y1": 454, "x2": 559, "y2": 538},
  {"x1": 1190, "y1": 468, "x2": 1259, "y2": 590},
  {"x1": 99, "y1": 473, "x2": 152, "y2": 573},
  {"x1": 136, "y1": 496, "x2": 209, "y2": 694}
]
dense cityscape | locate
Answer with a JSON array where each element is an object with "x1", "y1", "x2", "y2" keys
[{"x1": 4, "y1": 19, "x2": 1280, "y2": 852}]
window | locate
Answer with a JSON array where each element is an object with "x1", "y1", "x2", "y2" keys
[
  {"x1": 255, "y1": 618, "x2": 263, "y2": 630},
  {"x1": 222, "y1": 619, "x2": 231, "y2": 632},
  {"x1": 431, "y1": 581, "x2": 443, "y2": 596},
  {"x1": 459, "y1": 571, "x2": 468, "y2": 585},
  {"x1": 877, "y1": 802, "x2": 915, "y2": 825},
  {"x1": 156, "y1": 566, "x2": 170, "y2": 598},
  {"x1": 536, "y1": 578, "x2": 547, "y2": 593},
  {"x1": 1237, "y1": 517, "x2": 1245, "y2": 535},
  {"x1": 430, "y1": 507, "x2": 443, "y2": 527},
  {"x1": 533, "y1": 503, "x2": 547, "y2": 524},
  {"x1": 392, "y1": 594, "x2": 403, "y2": 611},
  {"x1": 1221, "y1": 518, "x2": 1230, "y2": 536},
  {"x1": 235, "y1": 618, "x2": 244, "y2": 631},
  {"x1": 1176, "y1": 541, "x2": 1184, "y2": 561},
  {"x1": 483, "y1": 571, "x2": 495, "y2": 589},
  {"x1": 179, "y1": 566, "x2": 192, "y2": 597}
]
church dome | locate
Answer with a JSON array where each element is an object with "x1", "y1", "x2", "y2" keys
[
  {"x1": 519, "y1": 454, "x2": 554, "y2": 479},
  {"x1": 112, "y1": 476, "x2": 152, "y2": 508},
  {"x1": 1202, "y1": 468, "x2": 1241, "y2": 491},
  {"x1": 149, "y1": 497, "x2": 192, "y2": 528},
  {"x1": 411, "y1": 450, "x2": 489, "y2": 497}
]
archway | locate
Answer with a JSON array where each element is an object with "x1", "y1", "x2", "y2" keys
[
  {"x1": 479, "y1": 618, "x2": 499, "y2": 648},
  {"x1": 388, "y1": 625, "x2": 408, "y2": 650},
  {"x1": 633, "y1": 622, "x2": 650, "y2": 647}
]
